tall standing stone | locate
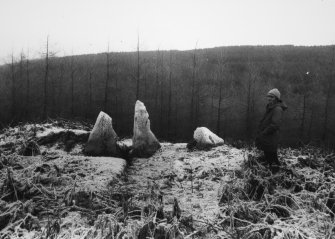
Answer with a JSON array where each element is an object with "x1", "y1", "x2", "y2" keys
[
  {"x1": 132, "y1": 100, "x2": 161, "y2": 157},
  {"x1": 84, "y1": 111, "x2": 118, "y2": 156}
]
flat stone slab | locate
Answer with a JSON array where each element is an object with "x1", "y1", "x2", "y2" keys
[
  {"x1": 36, "y1": 127, "x2": 89, "y2": 138},
  {"x1": 13, "y1": 155, "x2": 127, "y2": 193},
  {"x1": 74, "y1": 156, "x2": 127, "y2": 191}
]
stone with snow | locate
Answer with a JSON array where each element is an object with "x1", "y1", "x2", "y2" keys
[
  {"x1": 132, "y1": 100, "x2": 161, "y2": 157},
  {"x1": 193, "y1": 127, "x2": 224, "y2": 149},
  {"x1": 84, "y1": 111, "x2": 118, "y2": 156}
]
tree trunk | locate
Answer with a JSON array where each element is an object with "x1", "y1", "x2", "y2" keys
[
  {"x1": 11, "y1": 54, "x2": 16, "y2": 120},
  {"x1": 195, "y1": 74, "x2": 200, "y2": 127},
  {"x1": 43, "y1": 36, "x2": 49, "y2": 119},
  {"x1": 136, "y1": 34, "x2": 140, "y2": 100},
  {"x1": 245, "y1": 77, "x2": 252, "y2": 138},
  {"x1": 216, "y1": 78, "x2": 223, "y2": 134},
  {"x1": 322, "y1": 81, "x2": 331, "y2": 141},
  {"x1": 19, "y1": 53, "x2": 24, "y2": 119},
  {"x1": 159, "y1": 52, "x2": 164, "y2": 138},
  {"x1": 211, "y1": 83, "x2": 215, "y2": 128},
  {"x1": 51, "y1": 66, "x2": 56, "y2": 117},
  {"x1": 104, "y1": 47, "x2": 110, "y2": 113},
  {"x1": 58, "y1": 60, "x2": 64, "y2": 116},
  {"x1": 323, "y1": 48, "x2": 335, "y2": 141},
  {"x1": 153, "y1": 50, "x2": 160, "y2": 133},
  {"x1": 190, "y1": 50, "x2": 196, "y2": 131},
  {"x1": 70, "y1": 56, "x2": 75, "y2": 117},
  {"x1": 87, "y1": 71, "x2": 92, "y2": 119},
  {"x1": 115, "y1": 71, "x2": 118, "y2": 130},
  {"x1": 25, "y1": 57, "x2": 30, "y2": 119},
  {"x1": 167, "y1": 51, "x2": 172, "y2": 139},
  {"x1": 300, "y1": 94, "x2": 306, "y2": 140},
  {"x1": 307, "y1": 108, "x2": 314, "y2": 142}
]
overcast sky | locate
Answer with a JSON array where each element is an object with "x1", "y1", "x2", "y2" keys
[{"x1": 1, "y1": 0, "x2": 334, "y2": 61}]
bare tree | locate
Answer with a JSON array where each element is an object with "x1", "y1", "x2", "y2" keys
[
  {"x1": 159, "y1": 51, "x2": 165, "y2": 136},
  {"x1": 190, "y1": 46, "x2": 197, "y2": 131},
  {"x1": 300, "y1": 84, "x2": 307, "y2": 139},
  {"x1": 245, "y1": 61, "x2": 258, "y2": 139},
  {"x1": 19, "y1": 51, "x2": 24, "y2": 82},
  {"x1": 25, "y1": 51, "x2": 30, "y2": 118},
  {"x1": 295, "y1": 70, "x2": 313, "y2": 140},
  {"x1": 322, "y1": 47, "x2": 335, "y2": 141},
  {"x1": 43, "y1": 36, "x2": 49, "y2": 119},
  {"x1": 216, "y1": 51, "x2": 226, "y2": 135},
  {"x1": 210, "y1": 73, "x2": 216, "y2": 129},
  {"x1": 136, "y1": 33, "x2": 140, "y2": 100},
  {"x1": 143, "y1": 65, "x2": 147, "y2": 102},
  {"x1": 104, "y1": 43, "x2": 110, "y2": 112},
  {"x1": 167, "y1": 50, "x2": 173, "y2": 138},
  {"x1": 10, "y1": 53, "x2": 16, "y2": 120},
  {"x1": 18, "y1": 51, "x2": 25, "y2": 119},
  {"x1": 85, "y1": 57, "x2": 93, "y2": 119},
  {"x1": 307, "y1": 104, "x2": 315, "y2": 142},
  {"x1": 215, "y1": 52, "x2": 234, "y2": 136},
  {"x1": 154, "y1": 49, "x2": 160, "y2": 123},
  {"x1": 114, "y1": 65, "x2": 119, "y2": 130},
  {"x1": 216, "y1": 73, "x2": 223, "y2": 134},
  {"x1": 57, "y1": 58, "x2": 65, "y2": 116},
  {"x1": 89, "y1": 71, "x2": 93, "y2": 116},
  {"x1": 322, "y1": 79, "x2": 332, "y2": 141},
  {"x1": 70, "y1": 55, "x2": 75, "y2": 117}
]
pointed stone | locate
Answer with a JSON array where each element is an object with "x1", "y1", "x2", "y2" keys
[
  {"x1": 193, "y1": 127, "x2": 224, "y2": 149},
  {"x1": 85, "y1": 111, "x2": 118, "y2": 156},
  {"x1": 132, "y1": 100, "x2": 161, "y2": 157}
]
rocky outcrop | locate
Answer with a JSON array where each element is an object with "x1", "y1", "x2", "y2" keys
[
  {"x1": 192, "y1": 127, "x2": 224, "y2": 149},
  {"x1": 84, "y1": 111, "x2": 118, "y2": 156},
  {"x1": 132, "y1": 101, "x2": 161, "y2": 157}
]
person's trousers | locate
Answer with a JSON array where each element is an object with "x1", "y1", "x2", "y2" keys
[{"x1": 264, "y1": 151, "x2": 280, "y2": 166}]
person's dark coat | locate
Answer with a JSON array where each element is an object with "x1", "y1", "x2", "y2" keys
[{"x1": 256, "y1": 100, "x2": 287, "y2": 152}]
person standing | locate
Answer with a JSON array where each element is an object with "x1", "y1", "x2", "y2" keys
[{"x1": 255, "y1": 88, "x2": 287, "y2": 173}]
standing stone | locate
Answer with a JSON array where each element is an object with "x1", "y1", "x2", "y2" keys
[
  {"x1": 193, "y1": 127, "x2": 224, "y2": 149},
  {"x1": 132, "y1": 100, "x2": 161, "y2": 157},
  {"x1": 84, "y1": 111, "x2": 118, "y2": 156}
]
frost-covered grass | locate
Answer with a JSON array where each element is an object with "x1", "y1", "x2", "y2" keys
[{"x1": 0, "y1": 121, "x2": 335, "y2": 238}]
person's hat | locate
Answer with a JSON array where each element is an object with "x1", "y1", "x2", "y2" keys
[{"x1": 267, "y1": 88, "x2": 280, "y2": 99}]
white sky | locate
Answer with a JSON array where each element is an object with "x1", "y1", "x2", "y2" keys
[{"x1": 1, "y1": 0, "x2": 335, "y2": 61}]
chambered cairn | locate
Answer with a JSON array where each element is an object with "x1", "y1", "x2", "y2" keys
[
  {"x1": 132, "y1": 100, "x2": 161, "y2": 157},
  {"x1": 84, "y1": 111, "x2": 119, "y2": 156}
]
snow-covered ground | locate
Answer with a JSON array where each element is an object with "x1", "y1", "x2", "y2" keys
[{"x1": 126, "y1": 143, "x2": 246, "y2": 222}]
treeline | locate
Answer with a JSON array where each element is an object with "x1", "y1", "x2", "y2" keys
[{"x1": 0, "y1": 45, "x2": 334, "y2": 148}]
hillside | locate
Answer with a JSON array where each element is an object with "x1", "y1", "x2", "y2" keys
[
  {"x1": 0, "y1": 120, "x2": 334, "y2": 238},
  {"x1": 0, "y1": 45, "x2": 334, "y2": 147}
]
